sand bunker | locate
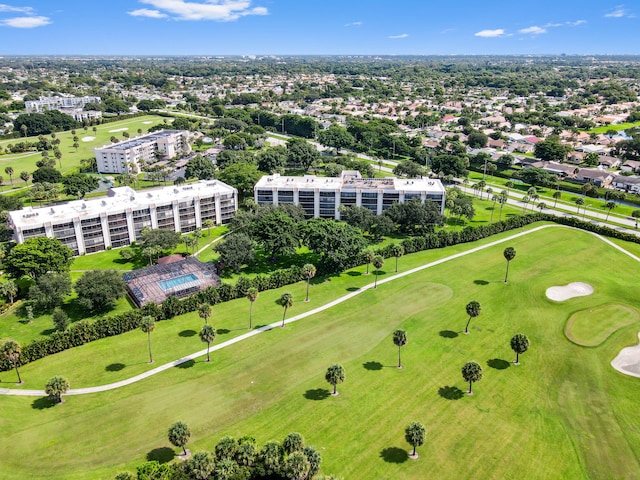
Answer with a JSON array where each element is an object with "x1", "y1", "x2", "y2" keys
[
  {"x1": 142, "y1": 121, "x2": 153, "y2": 124},
  {"x1": 546, "y1": 282, "x2": 593, "y2": 301},
  {"x1": 81, "y1": 136, "x2": 95, "y2": 142},
  {"x1": 612, "y1": 333, "x2": 640, "y2": 378},
  {"x1": 108, "y1": 127, "x2": 129, "y2": 133}
]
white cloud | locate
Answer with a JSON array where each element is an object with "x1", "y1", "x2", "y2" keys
[
  {"x1": 128, "y1": 8, "x2": 168, "y2": 18},
  {"x1": 567, "y1": 19, "x2": 587, "y2": 26},
  {"x1": 1, "y1": 15, "x2": 50, "y2": 28},
  {"x1": 474, "y1": 29, "x2": 506, "y2": 38},
  {"x1": 134, "y1": 0, "x2": 268, "y2": 21},
  {"x1": 519, "y1": 25, "x2": 546, "y2": 35},
  {"x1": 344, "y1": 21, "x2": 362, "y2": 27},
  {"x1": 388, "y1": 33, "x2": 408, "y2": 39},
  {"x1": 605, "y1": 5, "x2": 634, "y2": 18},
  {"x1": 0, "y1": 4, "x2": 34, "y2": 14}
]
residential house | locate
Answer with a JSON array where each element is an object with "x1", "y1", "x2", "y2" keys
[
  {"x1": 621, "y1": 160, "x2": 640, "y2": 173},
  {"x1": 612, "y1": 175, "x2": 640, "y2": 194},
  {"x1": 597, "y1": 156, "x2": 622, "y2": 169},
  {"x1": 574, "y1": 169, "x2": 613, "y2": 187}
]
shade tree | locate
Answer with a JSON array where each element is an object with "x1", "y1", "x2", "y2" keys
[
  {"x1": 461, "y1": 361, "x2": 483, "y2": 395},
  {"x1": 405, "y1": 421, "x2": 426, "y2": 458},
  {"x1": 325, "y1": 363, "x2": 345, "y2": 395},
  {"x1": 45, "y1": 376, "x2": 70, "y2": 404},
  {"x1": 510, "y1": 334, "x2": 530, "y2": 365},
  {"x1": 168, "y1": 421, "x2": 191, "y2": 456},
  {"x1": 464, "y1": 300, "x2": 481, "y2": 334}
]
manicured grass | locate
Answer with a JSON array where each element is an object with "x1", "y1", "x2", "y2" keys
[
  {"x1": 0, "y1": 115, "x2": 167, "y2": 178},
  {"x1": 588, "y1": 121, "x2": 640, "y2": 134},
  {"x1": 2, "y1": 225, "x2": 640, "y2": 479},
  {"x1": 565, "y1": 303, "x2": 639, "y2": 347}
]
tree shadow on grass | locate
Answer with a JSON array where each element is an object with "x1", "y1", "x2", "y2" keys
[
  {"x1": 40, "y1": 328, "x2": 56, "y2": 336},
  {"x1": 347, "y1": 271, "x2": 362, "y2": 277},
  {"x1": 363, "y1": 361, "x2": 383, "y2": 371},
  {"x1": 105, "y1": 363, "x2": 126, "y2": 372},
  {"x1": 31, "y1": 396, "x2": 56, "y2": 410},
  {"x1": 380, "y1": 447, "x2": 408, "y2": 464},
  {"x1": 439, "y1": 330, "x2": 458, "y2": 339},
  {"x1": 216, "y1": 328, "x2": 230, "y2": 335},
  {"x1": 146, "y1": 447, "x2": 175, "y2": 464},
  {"x1": 303, "y1": 388, "x2": 330, "y2": 401},
  {"x1": 175, "y1": 359, "x2": 195, "y2": 369},
  {"x1": 474, "y1": 279, "x2": 489, "y2": 286},
  {"x1": 487, "y1": 358, "x2": 511, "y2": 370},
  {"x1": 438, "y1": 385, "x2": 465, "y2": 400},
  {"x1": 346, "y1": 287, "x2": 360, "y2": 292},
  {"x1": 178, "y1": 329, "x2": 197, "y2": 337}
]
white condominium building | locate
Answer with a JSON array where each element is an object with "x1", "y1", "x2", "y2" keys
[
  {"x1": 254, "y1": 170, "x2": 446, "y2": 219},
  {"x1": 94, "y1": 130, "x2": 190, "y2": 174},
  {"x1": 8, "y1": 181, "x2": 237, "y2": 255},
  {"x1": 25, "y1": 96, "x2": 101, "y2": 113}
]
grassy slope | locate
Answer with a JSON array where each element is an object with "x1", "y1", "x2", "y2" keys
[{"x1": 1, "y1": 226, "x2": 640, "y2": 479}]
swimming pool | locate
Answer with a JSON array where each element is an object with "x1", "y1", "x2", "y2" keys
[{"x1": 159, "y1": 273, "x2": 198, "y2": 291}]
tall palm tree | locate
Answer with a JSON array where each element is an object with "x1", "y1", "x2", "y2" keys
[
  {"x1": 505, "y1": 181, "x2": 514, "y2": 196},
  {"x1": 574, "y1": 197, "x2": 584, "y2": 218},
  {"x1": 604, "y1": 201, "x2": 616, "y2": 221},
  {"x1": 372, "y1": 255, "x2": 384, "y2": 289},
  {"x1": 464, "y1": 301, "x2": 481, "y2": 334},
  {"x1": 503, "y1": 247, "x2": 516, "y2": 283},
  {"x1": 521, "y1": 196, "x2": 530, "y2": 214},
  {"x1": 278, "y1": 293, "x2": 294, "y2": 328},
  {"x1": 325, "y1": 363, "x2": 345, "y2": 395},
  {"x1": 461, "y1": 361, "x2": 483, "y2": 394},
  {"x1": 390, "y1": 244, "x2": 404, "y2": 273},
  {"x1": 301, "y1": 263, "x2": 316, "y2": 302},
  {"x1": 553, "y1": 190, "x2": 562, "y2": 208},
  {"x1": 140, "y1": 316, "x2": 155, "y2": 363},
  {"x1": 490, "y1": 195, "x2": 498, "y2": 223},
  {"x1": 199, "y1": 324, "x2": 216, "y2": 362},
  {"x1": 1, "y1": 340, "x2": 22, "y2": 383},
  {"x1": 4, "y1": 166, "x2": 13, "y2": 185},
  {"x1": 246, "y1": 287, "x2": 258, "y2": 329},
  {"x1": 363, "y1": 249, "x2": 375, "y2": 275},
  {"x1": 393, "y1": 329, "x2": 408, "y2": 368},
  {"x1": 198, "y1": 303, "x2": 211, "y2": 325}
]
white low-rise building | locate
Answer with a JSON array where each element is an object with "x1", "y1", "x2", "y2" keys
[
  {"x1": 8, "y1": 180, "x2": 237, "y2": 255},
  {"x1": 25, "y1": 95, "x2": 101, "y2": 113},
  {"x1": 94, "y1": 129, "x2": 190, "y2": 174},
  {"x1": 254, "y1": 171, "x2": 446, "y2": 219}
]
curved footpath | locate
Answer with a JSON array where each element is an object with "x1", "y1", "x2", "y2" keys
[{"x1": 2, "y1": 224, "x2": 639, "y2": 397}]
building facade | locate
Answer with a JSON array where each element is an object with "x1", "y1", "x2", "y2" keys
[
  {"x1": 94, "y1": 130, "x2": 190, "y2": 174},
  {"x1": 254, "y1": 171, "x2": 446, "y2": 219},
  {"x1": 25, "y1": 96, "x2": 102, "y2": 113},
  {"x1": 8, "y1": 180, "x2": 237, "y2": 256}
]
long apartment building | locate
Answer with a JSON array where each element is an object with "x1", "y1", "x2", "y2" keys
[
  {"x1": 94, "y1": 130, "x2": 190, "y2": 174},
  {"x1": 8, "y1": 181, "x2": 237, "y2": 255},
  {"x1": 25, "y1": 95, "x2": 101, "y2": 113},
  {"x1": 254, "y1": 171, "x2": 446, "y2": 219}
]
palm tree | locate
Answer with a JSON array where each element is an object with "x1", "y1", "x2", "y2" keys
[
  {"x1": 477, "y1": 180, "x2": 486, "y2": 199},
  {"x1": 461, "y1": 361, "x2": 483, "y2": 395},
  {"x1": 246, "y1": 287, "x2": 258, "y2": 329},
  {"x1": 203, "y1": 219, "x2": 215, "y2": 236},
  {"x1": 278, "y1": 293, "x2": 294, "y2": 328},
  {"x1": 393, "y1": 329, "x2": 408, "y2": 368},
  {"x1": 486, "y1": 187, "x2": 493, "y2": 201},
  {"x1": 199, "y1": 324, "x2": 216, "y2": 362},
  {"x1": 405, "y1": 422, "x2": 426, "y2": 458},
  {"x1": 464, "y1": 301, "x2": 481, "y2": 334},
  {"x1": 529, "y1": 193, "x2": 539, "y2": 210},
  {"x1": 19, "y1": 171, "x2": 30, "y2": 184},
  {"x1": 390, "y1": 244, "x2": 404, "y2": 273},
  {"x1": 498, "y1": 191, "x2": 507, "y2": 221},
  {"x1": 183, "y1": 235, "x2": 198, "y2": 255},
  {"x1": 490, "y1": 195, "x2": 498, "y2": 223},
  {"x1": 198, "y1": 303, "x2": 211, "y2": 325},
  {"x1": 363, "y1": 249, "x2": 375, "y2": 275},
  {"x1": 505, "y1": 181, "x2": 514, "y2": 196},
  {"x1": 537, "y1": 202, "x2": 547, "y2": 212},
  {"x1": 574, "y1": 197, "x2": 584, "y2": 218},
  {"x1": 168, "y1": 421, "x2": 191, "y2": 456},
  {"x1": 604, "y1": 201, "x2": 616, "y2": 221},
  {"x1": 632, "y1": 210, "x2": 640, "y2": 229},
  {"x1": 301, "y1": 263, "x2": 316, "y2": 302},
  {"x1": 325, "y1": 363, "x2": 345, "y2": 395},
  {"x1": 4, "y1": 166, "x2": 13, "y2": 186},
  {"x1": 140, "y1": 316, "x2": 155, "y2": 363},
  {"x1": 54, "y1": 149, "x2": 63, "y2": 169},
  {"x1": 20, "y1": 124, "x2": 27, "y2": 137},
  {"x1": 521, "y1": 196, "x2": 530, "y2": 214},
  {"x1": 1, "y1": 340, "x2": 22, "y2": 383},
  {"x1": 372, "y1": 255, "x2": 384, "y2": 289},
  {"x1": 510, "y1": 334, "x2": 530, "y2": 365},
  {"x1": 45, "y1": 376, "x2": 69, "y2": 404},
  {"x1": 503, "y1": 247, "x2": 516, "y2": 283},
  {"x1": 553, "y1": 190, "x2": 562, "y2": 208}
]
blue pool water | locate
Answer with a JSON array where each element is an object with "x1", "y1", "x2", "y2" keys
[{"x1": 159, "y1": 273, "x2": 198, "y2": 291}]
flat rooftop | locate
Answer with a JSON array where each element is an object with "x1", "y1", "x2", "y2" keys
[
  {"x1": 9, "y1": 180, "x2": 236, "y2": 229},
  {"x1": 95, "y1": 129, "x2": 184, "y2": 152},
  {"x1": 254, "y1": 171, "x2": 445, "y2": 194}
]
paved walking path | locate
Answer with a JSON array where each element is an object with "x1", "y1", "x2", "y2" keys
[{"x1": 2, "y1": 223, "x2": 636, "y2": 397}]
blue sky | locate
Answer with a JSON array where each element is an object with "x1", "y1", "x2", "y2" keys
[{"x1": 0, "y1": 1, "x2": 638, "y2": 55}]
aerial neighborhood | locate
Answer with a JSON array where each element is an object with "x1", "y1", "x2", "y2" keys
[{"x1": 1, "y1": 17, "x2": 640, "y2": 478}]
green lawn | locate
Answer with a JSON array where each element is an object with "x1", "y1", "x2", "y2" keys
[
  {"x1": 588, "y1": 121, "x2": 640, "y2": 134},
  {"x1": 2, "y1": 225, "x2": 640, "y2": 479},
  {"x1": 0, "y1": 115, "x2": 168, "y2": 181},
  {"x1": 565, "y1": 303, "x2": 639, "y2": 347}
]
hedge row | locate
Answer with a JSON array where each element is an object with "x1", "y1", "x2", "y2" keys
[{"x1": 3, "y1": 213, "x2": 637, "y2": 371}]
